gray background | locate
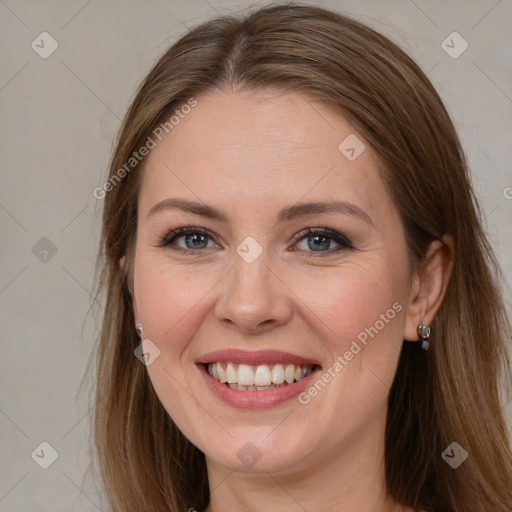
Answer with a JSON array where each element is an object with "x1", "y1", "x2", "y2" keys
[{"x1": 1, "y1": 0, "x2": 511, "y2": 510}]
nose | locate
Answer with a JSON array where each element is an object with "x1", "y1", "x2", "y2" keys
[{"x1": 214, "y1": 245, "x2": 293, "y2": 334}]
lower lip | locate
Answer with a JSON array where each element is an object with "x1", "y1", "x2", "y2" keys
[{"x1": 198, "y1": 364, "x2": 322, "y2": 409}]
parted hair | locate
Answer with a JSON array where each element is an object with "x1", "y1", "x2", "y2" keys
[{"x1": 89, "y1": 3, "x2": 512, "y2": 511}]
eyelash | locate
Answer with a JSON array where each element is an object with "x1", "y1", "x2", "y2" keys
[{"x1": 156, "y1": 224, "x2": 355, "y2": 258}]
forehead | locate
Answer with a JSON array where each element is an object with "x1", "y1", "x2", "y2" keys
[{"x1": 138, "y1": 89, "x2": 389, "y2": 223}]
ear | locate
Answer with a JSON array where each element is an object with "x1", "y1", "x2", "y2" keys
[{"x1": 403, "y1": 235, "x2": 454, "y2": 342}]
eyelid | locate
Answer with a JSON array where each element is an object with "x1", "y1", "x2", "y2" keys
[
  {"x1": 157, "y1": 224, "x2": 355, "y2": 255},
  {"x1": 291, "y1": 226, "x2": 354, "y2": 249},
  {"x1": 157, "y1": 225, "x2": 218, "y2": 248}
]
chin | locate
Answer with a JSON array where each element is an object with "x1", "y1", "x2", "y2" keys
[{"x1": 203, "y1": 428, "x2": 317, "y2": 475}]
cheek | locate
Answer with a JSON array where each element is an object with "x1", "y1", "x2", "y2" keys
[
  {"x1": 288, "y1": 272, "x2": 405, "y2": 444},
  {"x1": 134, "y1": 257, "x2": 219, "y2": 347},
  {"x1": 135, "y1": 249, "x2": 407, "y2": 371},
  {"x1": 133, "y1": 258, "x2": 217, "y2": 439},
  {"x1": 293, "y1": 262, "x2": 405, "y2": 348},
  {"x1": 289, "y1": 260, "x2": 407, "y2": 415}
]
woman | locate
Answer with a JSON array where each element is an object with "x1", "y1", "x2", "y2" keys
[{"x1": 91, "y1": 3, "x2": 512, "y2": 511}]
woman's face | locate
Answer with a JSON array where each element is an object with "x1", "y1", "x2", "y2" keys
[{"x1": 131, "y1": 89, "x2": 415, "y2": 474}]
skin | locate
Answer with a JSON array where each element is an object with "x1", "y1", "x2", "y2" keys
[{"x1": 128, "y1": 88, "x2": 453, "y2": 512}]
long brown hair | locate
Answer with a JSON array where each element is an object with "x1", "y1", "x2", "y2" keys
[{"x1": 88, "y1": 3, "x2": 512, "y2": 511}]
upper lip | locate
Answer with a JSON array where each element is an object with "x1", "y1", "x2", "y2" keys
[{"x1": 196, "y1": 349, "x2": 322, "y2": 367}]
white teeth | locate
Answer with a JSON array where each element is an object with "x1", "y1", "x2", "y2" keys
[
  {"x1": 217, "y1": 363, "x2": 227, "y2": 383},
  {"x1": 226, "y1": 362, "x2": 237, "y2": 384},
  {"x1": 271, "y1": 364, "x2": 285, "y2": 384},
  {"x1": 237, "y1": 364, "x2": 255, "y2": 386},
  {"x1": 207, "y1": 361, "x2": 315, "y2": 388},
  {"x1": 254, "y1": 364, "x2": 271, "y2": 386},
  {"x1": 284, "y1": 364, "x2": 295, "y2": 384}
]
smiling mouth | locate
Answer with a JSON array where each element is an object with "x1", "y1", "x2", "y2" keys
[{"x1": 204, "y1": 362, "x2": 319, "y2": 391}]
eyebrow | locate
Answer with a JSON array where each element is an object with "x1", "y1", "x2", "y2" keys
[{"x1": 146, "y1": 198, "x2": 374, "y2": 227}]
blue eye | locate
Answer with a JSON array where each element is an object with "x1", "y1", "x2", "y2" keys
[
  {"x1": 291, "y1": 227, "x2": 354, "y2": 256},
  {"x1": 158, "y1": 226, "x2": 217, "y2": 253},
  {"x1": 157, "y1": 225, "x2": 354, "y2": 257}
]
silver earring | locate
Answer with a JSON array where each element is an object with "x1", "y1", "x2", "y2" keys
[
  {"x1": 136, "y1": 323, "x2": 143, "y2": 337},
  {"x1": 418, "y1": 322, "x2": 431, "y2": 351}
]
